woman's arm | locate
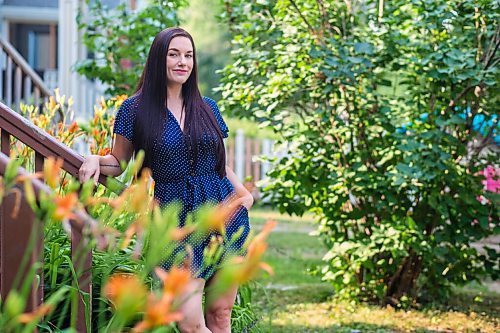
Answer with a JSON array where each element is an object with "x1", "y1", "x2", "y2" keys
[
  {"x1": 79, "y1": 134, "x2": 134, "y2": 183},
  {"x1": 225, "y1": 165, "x2": 254, "y2": 209}
]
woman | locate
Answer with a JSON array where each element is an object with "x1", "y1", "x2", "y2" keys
[{"x1": 78, "y1": 27, "x2": 253, "y2": 333}]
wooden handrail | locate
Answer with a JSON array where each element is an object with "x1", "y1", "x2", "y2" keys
[
  {"x1": 0, "y1": 101, "x2": 125, "y2": 194},
  {"x1": 0, "y1": 101, "x2": 125, "y2": 332}
]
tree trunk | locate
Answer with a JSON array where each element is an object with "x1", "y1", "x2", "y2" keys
[{"x1": 384, "y1": 251, "x2": 423, "y2": 305}]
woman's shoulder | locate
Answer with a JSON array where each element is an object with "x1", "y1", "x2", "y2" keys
[
  {"x1": 202, "y1": 96, "x2": 218, "y2": 107},
  {"x1": 117, "y1": 95, "x2": 140, "y2": 117},
  {"x1": 121, "y1": 95, "x2": 140, "y2": 109}
]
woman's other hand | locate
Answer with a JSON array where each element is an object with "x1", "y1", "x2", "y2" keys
[
  {"x1": 241, "y1": 193, "x2": 254, "y2": 210},
  {"x1": 225, "y1": 166, "x2": 255, "y2": 210}
]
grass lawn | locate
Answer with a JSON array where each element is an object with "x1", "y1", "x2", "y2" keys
[{"x1": 247, "y1": 207, "x2": 500, "y2": 333}]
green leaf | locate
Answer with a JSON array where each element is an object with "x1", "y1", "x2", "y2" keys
[{"x1": 354, "y1": 42, "x2": 374, "y2": 54}]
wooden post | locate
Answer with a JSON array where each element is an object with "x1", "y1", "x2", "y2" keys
[
  {"x1": 0, "y1": 186, "x2": 44, "y2": 314},
  {"x1": 245, "y1": 137, "x2": 252, "y2": 179},
  {"x1": 6, "y1": 57, "x2": 12, "y2": 106},
  {"x1": 49, "y1": 24, "x2": 57, "y2": 70},
  {"x1": 227, "y1": 140, "x2": 235, "y2": 170},
  {"x1": 34, "y1": 87, "x2": 40, "y2": 108},
  {"x1": 0, "y1": 50, "x2": 4, "y2": 101},
  {"x1": 235, "y1": 129, "x2": 245, "y2": 181},
  {"x1": 261, "y1": 139, "x2": 272, "y2": 180},
  {"x1": 24, "y1": 77, "x2": 32, "y2": 104},
  {"x1": 35, "y1": 152, "x2": 44, "y2": 173},
  {"x1": 14, "y1": 66, "x2": 22, "y2": 109},
  {"x1": 253, "y1": 139, "x2": 260, "y2": 183},
  {"x1": 71, "y1": 219, "x2": 92, "y2": 333}
]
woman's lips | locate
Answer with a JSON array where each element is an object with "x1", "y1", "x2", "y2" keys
[{"x1": 173, "y1": 69, "x2": 188, "y2": 75}]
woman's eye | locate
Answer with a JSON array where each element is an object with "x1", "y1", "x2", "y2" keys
[
  {"x1": 186, "y1": 54, "x2": 193, "y2": 58},
  {"x1": 169, "y1": 53, "x2": 177, "y2": 57}
]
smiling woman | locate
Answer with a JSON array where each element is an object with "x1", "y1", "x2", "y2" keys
[
  {"x1": 78, "y1": 27, "x2": 254, "y2": 333},
  {"x1": 166, "y1": 38, "x2": 193, "y2": 87}
]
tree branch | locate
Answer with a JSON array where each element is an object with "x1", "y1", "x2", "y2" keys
[
  {"x1": 444, "y1": 85, "x2": 475, "y2": 113},
  {"x1": 471, "y1": 123, "x2": 496, "y2": 158},
  {"x1": 315, "y1": 0, "x2": 333, "y2": 36},
  {"x1": 483, "y1": 25, "x2": 500, "y2": 70},
  {"x1": 289, "y1": 0, "x2": 316, "y2": 35}
]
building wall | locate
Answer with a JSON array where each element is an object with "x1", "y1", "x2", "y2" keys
[
  {"x1": 3, "y1": 0, "x2": 58, "y2": 7},
  {"x1": 2, "y1": 0, "x2": 122, "y2": 7}
]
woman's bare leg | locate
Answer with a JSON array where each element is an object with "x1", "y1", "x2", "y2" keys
[
  {"x1": 204, "y1": 274, "x2": 238, "y2": 333},
  {"x1": 177, "y1": 278, "x2": 212, "y2": 333}
]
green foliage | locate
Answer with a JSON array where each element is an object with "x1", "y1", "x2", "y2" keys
[
  {"x1": 225, "y1": 117, "x2": 277, "y2": 139},
  {"x1": 219, "y1": 0, "x2": 499, "y2": 305},
  {"x1": 180, "y1": 0, "x2": 231, "y2": 98},
  {"x1": 76, "y1": 0, "x2": 187, "y2": 95},
  {"x1": 231, "y1": 283, "x2": 264, "y2": 332}
]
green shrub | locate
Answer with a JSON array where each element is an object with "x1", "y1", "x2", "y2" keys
[{"x1": 219, "y1": 0, "x2": 499, "y2": 305}]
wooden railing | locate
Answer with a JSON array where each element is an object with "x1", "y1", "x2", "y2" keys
[
  {"x1": 0, "y1": 101, "x2": 124, "y2": 332},
  {"x1": 0, "y1": 36, "x2": 52, "y2": 110}
]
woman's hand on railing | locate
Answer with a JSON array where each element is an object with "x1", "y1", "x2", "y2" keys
[
  {"x1": 79, "y1": 155, "x2": 101, "y2": 185},
  {"x1": 240, "y1": 193, "x2": 254, "y2": 210}
]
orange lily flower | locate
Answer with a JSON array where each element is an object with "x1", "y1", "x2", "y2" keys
[
  {"x1": 15, "y1": 172, "x2": 43, "y2": 183},
  {"x1": 91, "y1": 225, "x2": 121, "y2": 251},
  {"x1": 68, "y1": 121, "x2": 79, "y2": 134},
  {"x1": 250, "y1": 218, "x2": 276, "y2": 245},
  {"x1": 133, "y1": 294, "x2": 183, "y2": 332},
  {"x1": 43, "y1": 156, "x2": 64, "y2": 189},
  {"x1": 112, "y1": 94, "x2": 128, "y2": 108},
  {"x1": 16, "y1": 303, "x2": 53, "y2": 323},
  {"x1": 98, "y1": 147, "x2": 112, "y2": 156},
  {"x1": 103, "y1": 273, "x2": 147, "y2": 315},
  {"x1": 86, "y1": 171, "x2": 151, "y2": 213},
  {"x1": 120, "y1": 219, "x2": 147, "y2": 254},
  {"x1": 169, "y1": 225, "x2": 196, "y2": 241},
  {"x1": 154, "y1": 267, "x2": 191, "y2": 298},
  {"x1": 52, "y1": 192, "x2": 78, "y2": 222},
  {"x1": 120, "y1": 222, "x2": 138, "y2": 250},
  {"x1": 128, "y1": 170, "x2": 155, "y2": 214},
  {"x1": 228, "y1": 219, "x2": 277, "y2": 285},
  {"x1": 201, "y1": 196, "x2": 245, "y2": 234},
  {"x1": 0, "y1": 177, "x2": 4, "y2": 201},
  {"x1": 85, "y1": 196, "x2": 125, "y2": 209},
  {"x1": 47, "y1": 96, "x2": 57, "y2": 110},
  {"x1": 205, "y1": 220, "x2": 275, "y2": 305}
]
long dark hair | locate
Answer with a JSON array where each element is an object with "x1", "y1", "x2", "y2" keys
[{"x1": 133, "y1": 27, "x2": 226, "y2": 178}]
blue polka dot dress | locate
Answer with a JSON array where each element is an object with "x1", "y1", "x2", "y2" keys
[{"x1": 113, "y1": 95, "x2": 250, "y2": 279}]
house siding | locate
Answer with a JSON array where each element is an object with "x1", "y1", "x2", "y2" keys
[
  {"x1": 3, "y1": 0, "x2": 58, "y2": 7},
  {"x1": 3, "y1": 0, "x2": 123, "y2": 8}
]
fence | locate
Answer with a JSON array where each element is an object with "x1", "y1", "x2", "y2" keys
[{"x1": 226, "y1": 129, "x2": 281, "y2": 186}]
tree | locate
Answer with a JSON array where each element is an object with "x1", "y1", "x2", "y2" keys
[
  {"x1": 180, "y1": 0, "x2": 232, "y2": 98},
  {"x1": 218, "y1": 0, "x2": 499, "y2": 305},
  {"x1": 76, "y1": 0, "x2": 187, "y2": 96}
]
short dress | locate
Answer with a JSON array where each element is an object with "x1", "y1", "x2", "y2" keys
[{"x1": 113, "y1": 96, "x2": 250, "y2": 279}]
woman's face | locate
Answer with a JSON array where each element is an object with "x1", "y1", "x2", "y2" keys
[{"x1": 166, "y1": 36, "x2": 194, "y2": 86}]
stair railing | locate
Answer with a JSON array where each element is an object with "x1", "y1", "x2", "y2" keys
[
  {"x1": 0, "y1": 101, "x2": 125, "y2": 332},
  {"x1": 0, "y1": 36, "x2": 52, "y2": 110}
]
